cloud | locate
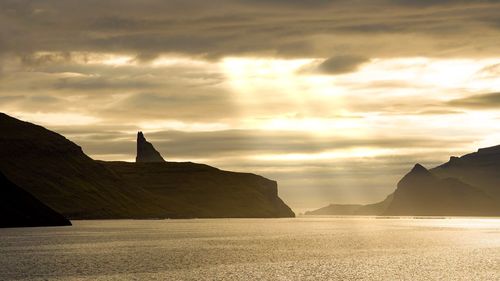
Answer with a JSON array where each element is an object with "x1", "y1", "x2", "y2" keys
[
  {"x1": 2, "y1": 0, "x2": 500, "y2": 59},
  {"x1": 448, "y1": 92, "x2": 500, "y2": 108},
  {"x1": 53, "y1": 76, "x2": 160, "y2": 91},
  {"x1": 103, "y1": 91, "x2": 236, "y2": 121},
  {"x1": 316, "y1": 55, "x2": 369, "y2": 74}
]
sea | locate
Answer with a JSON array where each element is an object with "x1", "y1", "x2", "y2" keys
[{"x1": 0, "y1": 217, "x2": 499, "y2": 280}]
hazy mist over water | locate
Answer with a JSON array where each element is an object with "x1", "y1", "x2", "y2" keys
[{"x1": 0, "y1": 218, "x2": 499, "y2": 280}]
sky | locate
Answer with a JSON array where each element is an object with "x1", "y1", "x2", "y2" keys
[{"x1": 1, "y1": 0, "x2": 500, "y2": 212}]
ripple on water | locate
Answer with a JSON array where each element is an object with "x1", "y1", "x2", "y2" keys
[{"x1": 0, "y1": 217, "x2": 499, "y2": 281}]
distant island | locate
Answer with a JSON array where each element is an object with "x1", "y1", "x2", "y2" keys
[
  {"x1": 0, "y1": 112, "x2": 294, "y2": 227},
  {"x1": 306, "y1": 147, "x2": 500, "y2": 216}
]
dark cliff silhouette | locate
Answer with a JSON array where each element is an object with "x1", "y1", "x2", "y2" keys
[
  {"x1": 432, "y1": 145, "x2": 500, "y2": 201},
  {"x1": 136, "y1": 131, "x2": 165, "y2": 163},
  {"x1": 0, "y1": 113, "x2": 294, "y2": 219},
  {"x1": 304, "y1": 194, "x2": 394, "y2": 216},
  {"x1": 307, "y1": 146, "x2": 500, "y2": 216},
  {"x1": 384, "y1": 164, "x2": 497, "y2": 216},
  {"x1": 304, "y1": 204, "x2": 363, "y2": 215},
  {"x1": 0, "y1": 171, "x2": 71, "y2": 228}
]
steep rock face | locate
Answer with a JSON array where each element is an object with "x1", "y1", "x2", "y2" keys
[
  {"x1": 136, "y1": 132, "x2": 165, "y2": 163},
  {"x1": 0, "y1": 171, "x2": 71, "y2": 228},
  {"x1": 384, "y1": 164, "x2": 498, "y2": 216},
  {"x1": 103, "y1": 161, "x2": 294, "y2": 218},
  {"x1": 432, "y1": 145, "x2": 500, "y2": 200},
  {"x1": 0, "y1": 112, "x2": 294, "y2": 219}
]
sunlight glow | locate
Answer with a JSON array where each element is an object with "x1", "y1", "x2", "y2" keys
[
  {"x1": 251, "y1": 148, "x2": 396, "y2": 161},
  {"x1": 137, "y1": 120, "x2": 230, "y2": 132},
  {"x1": 11, "y1": 112, "x2": 100, "y2": 126},
  {"x1": 215, "y1": 56, "x2": 500, "y2": 167},
  {"x1": 260, "y1": 117, "x2": 367, "y2": 137},
  {"x1": 5, "y1": 54, "x2": 500, "y2": 168}
]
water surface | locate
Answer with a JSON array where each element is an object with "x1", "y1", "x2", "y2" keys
[{"x1": 1, "y1": 217, "x2": 499, "y2": 280}]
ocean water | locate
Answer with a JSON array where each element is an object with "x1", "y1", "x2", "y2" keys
[{"x1": 0, "y1": 217, "x2": 499, "y2": 281}]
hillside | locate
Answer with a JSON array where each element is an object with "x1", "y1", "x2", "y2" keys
[
  {"x1": 0, "y1": 171, "x2": 71, "y2": 228},
  {"x1": 0, "y1": 112, "x2": 294, "y2": 219}
]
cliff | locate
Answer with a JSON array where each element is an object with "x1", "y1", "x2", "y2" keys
[
  {"x1": 0, "y1": 112, "x2": 294, "y2": 219},
  {"x1": 432, "y1": 145, "x2": 500, "y2": 201},
  {"x1": 384, "y1": 164, "x2": 498, "y2": 216},
  {"x1": 103, "y1": 161, "x2": 294, "y2": 218},
  {"x1": 0, "y1": 171, "x2": 71, "y2": 228}
]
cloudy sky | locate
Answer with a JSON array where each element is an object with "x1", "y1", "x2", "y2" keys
[{"x1": 2, "y1": 0, "x2": 500, "y2": 212}]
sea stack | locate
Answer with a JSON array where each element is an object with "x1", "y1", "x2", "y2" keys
[{"x1": 136, "y1": 131, "x2": 165, "y2": 163}]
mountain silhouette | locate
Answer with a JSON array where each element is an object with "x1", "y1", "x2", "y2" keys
[
  {"x1": 304, "y1": 194, "x2": 394, "y2": 216},
  {"x1": 307, "y1": 147, "x2": 500, "y2": 216},
  {"x1": 304, "y1": 204, "x2": 363, "y2": 215},
  {"x1": 0, "y1": 112, "x2": 294, "y2": 220},
  {"x1": 0, "y1": 171, "x2": 71, "y2": 228},
  {"x1": 384, "y1": 164, "x2": 498, "y2": 216},
  {"x1": 136, "y1": 131, "x2": 165, "y2": 162},
  {"x1": 432, "y1": 145, "x2": 500, "y2": 201}
]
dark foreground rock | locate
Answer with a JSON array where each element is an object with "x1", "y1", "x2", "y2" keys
[{"x1": 0, "y1": 171, "x2": 71, "y2": 228}]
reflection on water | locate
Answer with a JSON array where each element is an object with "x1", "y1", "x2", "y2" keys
[{"x1": 0, "y1": 217, "x2": 499, "y2": 280}]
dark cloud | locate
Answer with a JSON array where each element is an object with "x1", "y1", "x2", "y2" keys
[
  {"x1": 448, "y1": 92, "x2": 500, "y2": 108},
  {"x1": 20, "y1": 52, "x2": 71, "y2": 67},
  {"x1": 317, "y1": 55, "x2": 369, "y2": 74},
  {"x1": 1, "y1": 0, "x2": 500, "y2": 59},
  {"x1": 53, "y1": 76, "x2": 160, "y2": 91}
]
